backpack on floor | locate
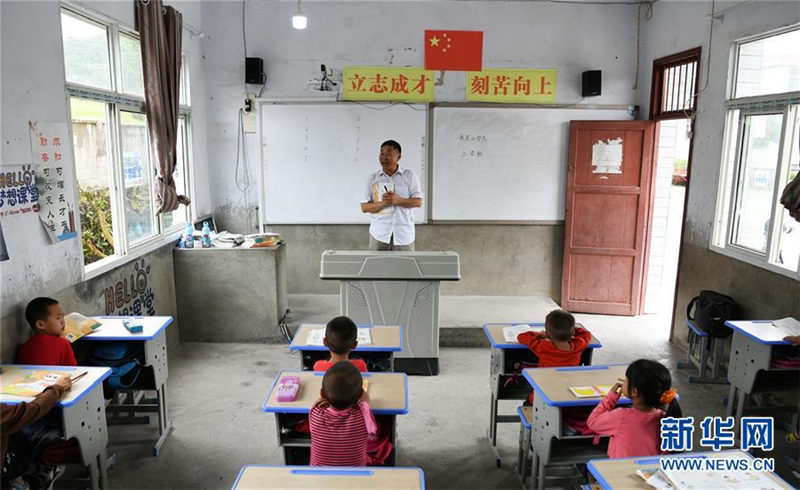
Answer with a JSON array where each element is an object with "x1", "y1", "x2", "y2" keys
[
  {"x1": 686, "y1": 290, "x2": 739, "y2": 339},
  {"x1": 87, "y1": 342, "x2": 144, "y2": 390}
]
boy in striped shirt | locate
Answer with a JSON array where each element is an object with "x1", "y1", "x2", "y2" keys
[{"x1": 309, "y1": 362, "x2": 377, "y2": 466}]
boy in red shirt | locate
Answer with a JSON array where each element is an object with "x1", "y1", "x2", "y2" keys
[
  {"x1": 516, "y1": 309, "x2": 591, "y2": 369},
  {"x1": 516, "y1": 309, "x2": 593, "y2": 432},
  {"x1": 313, "y1": 316, "x2": 367, "y2": 373},
  {"x1": 17, "y1": 297, "x2": 76, "y2": 366}
]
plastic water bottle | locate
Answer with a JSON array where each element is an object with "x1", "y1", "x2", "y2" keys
[
  {"x1": 184, "y1": 222, "x2": 194, "y2": 248},
  {"x1": 201, "y1": 221, "x2": 212, "y2": 248}
]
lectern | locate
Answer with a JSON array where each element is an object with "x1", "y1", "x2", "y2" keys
[{"x1": 320, "y1": 251, "x2": 461, "y2": 375}]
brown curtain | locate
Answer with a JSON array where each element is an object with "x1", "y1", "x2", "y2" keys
[
  {"x1": 136, "y1": 0, "x2": 190, "y2": 214},
  {"x1": 780, "y1": 133, "x2": 800, "y2": 222}
]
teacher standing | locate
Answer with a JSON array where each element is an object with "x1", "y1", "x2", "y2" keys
[{"x1": 360, "y1": 140, "x2": 423, "y2": 251}]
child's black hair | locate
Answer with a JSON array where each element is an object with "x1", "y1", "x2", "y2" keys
[
  {"x1": 321, "y1": 361, "x2": 363, "y2": 410},
  {"x1": 545, "y1": 309, "x2": 576, "y2": 342},
  {"x1": 325, "y1": 316, "x2": 358, "y2": 355},
  {"x1": 626, "y1": 359, "x2": 682, "y2": 418},
  {"x1": 24, "y1": 297, "x2": 60, "y2": 330},
  {"x1": 381, "y1": 140, "x2": 402, "y2": 154}
]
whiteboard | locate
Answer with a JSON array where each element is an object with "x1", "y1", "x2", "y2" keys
[
  {"x1": 259, "y1": 102, "x2": 427, "y2": 224},
  {"x1": 432, "y1": 106, "x2": 632, "y2": 221}
]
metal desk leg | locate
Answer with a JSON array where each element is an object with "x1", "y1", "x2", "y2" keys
[
  {"x1": 537, "y1": 457, "x2": 546, "y2": 490},
  {"x1": 488, "y1": 392, "x2": 501, "y2": 467},
  {"x1": 527, "y1": 451, "x2": 539, "y2": 490},
  {"x1": 736, "y1": 389, "x2": 747, "y2": 420},
  {"x1": 153, "y1": 382, "x2": 173, "y2": 456},
  {"x1": 516, "y1": 422, "x2": 531, "y2": 488},
  {"x1": 726, "y1": 384, "x2": 737, "y2": 417},
  {"x1": 698, "y1": 336, "x2": 709, "y2": 379}
]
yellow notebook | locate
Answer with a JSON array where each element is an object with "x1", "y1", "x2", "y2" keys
[{"x1": 63, "y1": 312, "x2": 102, "y2": 343}]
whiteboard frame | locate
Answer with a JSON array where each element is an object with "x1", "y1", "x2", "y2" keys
[
  {"x1": 427, "y1": 102, "x2": 633, "y2": 224},
  {"x1": 257, "y1": 99, "x2": 430, "y2": 227}
]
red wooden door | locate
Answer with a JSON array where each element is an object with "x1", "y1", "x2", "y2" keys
[{"x1": 561, "y1": 121, "x2": 656, "y2": 316}]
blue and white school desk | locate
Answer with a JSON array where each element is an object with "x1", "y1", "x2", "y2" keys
[
  {"x1": 289, "y1": 323, "x2": 402, "y2": 372},
  {"x1": 83, "y1": 315, "x2": 174, "y2": 456},
  {"x1": 482, "y1": 322, "x2": 602, "y2": 467},
  {"x1": 522, "y1": 364, "x2": 628, "y2": 490},
  {"x1": 676, "y1": 319, "x2": 728, "y2": 384},
  {"x1": 0, "y1": 365, "x2": 112, "y2": 490},
  {"x1": 724, "y1": 320, "x2": 800, "y2": 420},
  {"x1": 263, "y1": 370, "x2": 408, "y2": 466},
  {"x1": 587, "y1": 449, "x2": 793, "y2": 489},
  {"x1": 232, "y1": 466, "x2": 425, "y2": 489}
]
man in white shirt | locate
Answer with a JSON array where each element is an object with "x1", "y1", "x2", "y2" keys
[{"x1": 360, "y1": 140, "x2": 423, "y2": 251}]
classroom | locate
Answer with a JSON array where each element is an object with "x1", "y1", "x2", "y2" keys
[{"x1": 1, "y1": 0, "x2": 799, "y2": 489}]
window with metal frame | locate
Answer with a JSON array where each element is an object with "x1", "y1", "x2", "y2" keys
[
  {"x1": 713, "y1": 26, "x2": 800, "y2": 277},
  {"x1": 61, "y1": 5, "x2": 192, "y2": 275}
]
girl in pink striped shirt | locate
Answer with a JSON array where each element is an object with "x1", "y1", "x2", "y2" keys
[
  {"x1": 587, "y1": 359, "x2": 681, "y2": 459},
  {"x1": 310, "y1": 361, "x2": 377, "y2": 466}
]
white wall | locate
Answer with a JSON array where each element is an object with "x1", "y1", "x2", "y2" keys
[
  {"x1": 0, "y1": 0, "x2": 210, "y2": 323},
  {"x1": 201, "y1": 0, "x2": 641, "y2": 232}
]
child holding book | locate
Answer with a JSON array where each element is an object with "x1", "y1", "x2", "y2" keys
[
  {"x1": 587, "y1": 359, "x2": 682, "y2": 458},
  {"x1": 309, "y1": 362, "x2": 377, "y2": 466},
  {"x1": 313, "y1": 316, "x2": 367, "y2": 373}
]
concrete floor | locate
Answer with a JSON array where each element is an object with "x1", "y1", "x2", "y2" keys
[{"x1": 99, "y1": 296, "x2": 795, "y2": 489}]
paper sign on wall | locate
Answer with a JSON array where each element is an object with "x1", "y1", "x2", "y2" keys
[
  {"x1": 343, "y1": 67, "x2": 434, "y2": 102},
  {"x1": 0, "y1": 165, "x2": 39, "y2": 218},
  {"x1": 592, "y1": 137, "x2": 623, "y2": 174},
  {"x1": 466, "y1": 69, "x2": 557, "y2": 103},
  {"x1": 29, "y1": 121, "x2": 78, "y2": 243}
]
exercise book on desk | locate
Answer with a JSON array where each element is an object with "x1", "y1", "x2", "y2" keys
[
  {"x1": 772, "y1": 317, "x2": 800, "y2": 337},
  {"x1": 502, "y1": 324, "x2": 538, "y2": 342},
  {"x1": 569, "y1": 385, "x2": 614, "y2": 398},
  {"x1": 305, "y1": 328, "x2": 372, "y2": 346},
  {"x1": 641, "y1": 464, "x2": 784, "y2": 490}
]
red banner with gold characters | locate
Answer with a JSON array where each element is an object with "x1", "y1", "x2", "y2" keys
[
  {"x1": 344, "y1": 67, "x2": 434, "y2": 102},
  {"x1": 466, "y1": 69, "x2": 557, "y2": 103}
]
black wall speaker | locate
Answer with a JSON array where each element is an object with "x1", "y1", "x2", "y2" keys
[
  {"x1": 582, "y1": 70, "x2": 601, "y2": 97},
  {"x1": 246, "y1": 57, "x2": 264, "y2": 84}
]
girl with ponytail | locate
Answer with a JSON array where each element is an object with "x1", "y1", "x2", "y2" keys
[{"x1": 587, "y1": 359, "x2": 682, "y2": 458}]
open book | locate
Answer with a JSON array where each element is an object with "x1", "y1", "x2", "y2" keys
[
  {"x1": 502, "y1": 324, "x2": 538, "y2": 343},
  {"x1": 772, "y1": 317, "x2": 800, "y2": 337},
  {"x1": 640, "y1": 462, "x2": 784, "y2": 489},
  {"x1": 63, "y1": 312, "x2": 102, "y2": 343},
  {"x1": 2, "y1": 370, "x2": 65, "y2": 396},
  {"x1": 305, "y1": 328, "x2": 372, "y2": 346}
]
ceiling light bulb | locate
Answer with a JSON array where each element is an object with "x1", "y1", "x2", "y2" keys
[
  {"x1": 292, "y1": 0, "x2": 307, "y2": 30},
  {"x1": 292, "y1": 13, "x2": 307, "y2": 30}
]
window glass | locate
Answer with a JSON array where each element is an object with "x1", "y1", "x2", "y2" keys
[
  {"x1": 61, "y1": 12, "x2": 112, "y2": 90},
  {"x1": 120, "y1": 111, "x2": 156, "y2": 243},
  {"x1": 735, "y1": 29, "x2": 800, "y2": 98},
  {"x1": 119, "y1": 34, "x2": 144, "y2": 97},
  {"x1": 71, "y1": 98, "x2": 115, "y2": 265},
  {"x1": 731, "y1": 113, "x2": 783, "y2": 253}
]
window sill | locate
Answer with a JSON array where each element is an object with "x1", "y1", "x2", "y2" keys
[
  {"x1": 709, "y1": 244, "x2": 800, "y2": 281},
  {"x1": 82, "y1": 229, "x2": 182, "y2": 281}
]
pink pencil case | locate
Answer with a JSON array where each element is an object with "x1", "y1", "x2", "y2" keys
[{"x1": 276, "y1": 376, "x2": 301, "y2": 402}]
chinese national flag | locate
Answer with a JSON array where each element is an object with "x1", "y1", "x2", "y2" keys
[{"x1": 424, "y1": 30, "x2": 483, "y2": 71}]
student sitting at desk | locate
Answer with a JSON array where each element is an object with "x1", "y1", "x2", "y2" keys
[
  {"x1": 516, "y1": 310, "x2": 592, "y2": 401},
  {"x1": 313, "y1": 316, "x2": 368, "y2": 373},
  {"x1": 16, "y1": 298, "x2": 76, "y2": 366},
  {"x1": 1, "y1": 375, "x2": 72, "y2": 490},
  {"x1": 587, "y1": 359, "x2": 682, "y2": 458},
  {"x1": 309, "y1": 362, "x2": 377, "y2": 466}
]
